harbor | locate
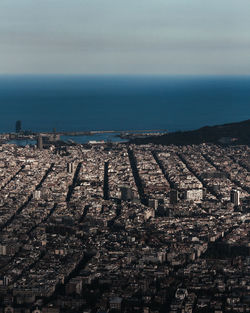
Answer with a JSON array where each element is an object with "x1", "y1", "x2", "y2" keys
[{"x1": 1, "y1": 129, "x2": 168, "y2": 146}]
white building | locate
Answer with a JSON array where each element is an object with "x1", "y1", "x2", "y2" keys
[
  {"x1": 185, "y1": 189, "x2": 203, "y2": 202},
  {"x1": 33, "y1": 190, "x2": 41, "y2": 200}
]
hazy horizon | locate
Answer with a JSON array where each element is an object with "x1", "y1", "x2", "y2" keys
[
  {"x1": 1, "y1": 74, "x2": 250, "y2": 78},
  {"x1": 0, "y1": 0, "x2": 250, "y2": 75}
]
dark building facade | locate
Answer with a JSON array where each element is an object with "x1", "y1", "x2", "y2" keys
[{"x1": 15, "y1": 120, "x2": 21, "y2": 133}]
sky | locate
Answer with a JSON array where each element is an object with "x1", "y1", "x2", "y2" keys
[{"x1": 0, "y1": 0, "x2": 250, "y2": 75}]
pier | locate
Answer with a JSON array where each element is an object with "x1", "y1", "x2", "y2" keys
[{"x1": 53, "y1": 129, "x2": 167, "y2": 136}]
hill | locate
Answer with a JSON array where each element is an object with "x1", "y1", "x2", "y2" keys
[{"x1": 131, "y1": 119, "x2": 250, "y2": 146}]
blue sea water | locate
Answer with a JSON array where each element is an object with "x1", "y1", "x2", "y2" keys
[{"x1": 0, "y1": 75, "x2": 249, "y2": 135}]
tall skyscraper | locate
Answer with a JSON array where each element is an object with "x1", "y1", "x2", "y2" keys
[
  {"x1": 15, "y1": 120, "x2": 21, "y2": 133},
  {"x1": 230, "y1": 189, "x2": 240, "y2": 206},
  {"x1": 37, "y1": 135, "x2": 43, "y2": 149}
]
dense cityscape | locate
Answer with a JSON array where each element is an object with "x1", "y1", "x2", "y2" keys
[
  {"x1": 0, "y1": 136, "x2": 249, "y2": 313},
  {"x1": 1, "y1": 0, "x2": 250, "y2": 312}
]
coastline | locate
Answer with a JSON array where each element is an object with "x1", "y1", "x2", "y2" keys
[{"x1": 1, "y1": 119, "x2": 249, "y2": 146}]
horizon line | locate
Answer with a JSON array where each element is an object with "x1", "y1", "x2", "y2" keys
[{"x1": 1, "y1": 73, "x2": 250, "y2": 77}]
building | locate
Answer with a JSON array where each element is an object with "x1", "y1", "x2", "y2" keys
[
  {"x1": 33, "y1": 190, "x2": 41, "y2": 200},
  {"x1": 110, "y1": 297, "x2": 122, "y2": 310},
  {"x1": 120, "y1": 185, "x2": 133, "y2": 201},
  {"x1": 15, "y1": 120, "x2": 21, "y2": 133},
  {"x1": 1, "y1": 276, "x2": 11, "y2": 286},
  {"x1": 67, "y1": 162, "x2": 74, "y2": 174},
  {"x1": 170, "y1": 189, "x2": 179, "y2": 204},
  {"x1": 145, "y1": 208, "x2": 155, "y2": 219},
  {"x1": 0, "y1": 244, "x2": 7, "y2": 256},
  {"x1": 37, "y1": 135, "x2": 43, "y2": 149},
  {"x1": 148, "y1": 198, "x2": 158, "y2": 209},
  {"x1": 65, "y1": 278, "x2": 82, "y2": 295},
  {"x1": 230, "y1": 189, "x2": 240, "y2": 206},
  {"x1": 0, "y1": 244, "x2": 19, "y2": 256},
  {"x1": 185, "y1": 189, "x2": 203, "y2": 202}
]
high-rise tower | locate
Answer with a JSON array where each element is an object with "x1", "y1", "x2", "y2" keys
[
  {"x1": 15, "y1": 120, "x2": 21, "y2": 133},
  {"x1": 230, "y1": 189, "x2": 240, "y2": 206},
  {"x1": 37, "y1": 135, "x2": 43, "y2": 149}
]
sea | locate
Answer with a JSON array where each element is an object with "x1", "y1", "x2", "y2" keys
[{"x1": 0, "y1": 75, "x2": 250, "y2": 143}]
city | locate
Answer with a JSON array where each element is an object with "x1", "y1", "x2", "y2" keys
[
  {"x1": 0, "y1": 141, "x2": 249, "y2": 313},
  {"x1": 1, "y1": 0, "x2": 250, "y2": 312}
]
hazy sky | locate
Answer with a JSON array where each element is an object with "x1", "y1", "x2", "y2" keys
[{"x1": 0, "y1": 0, "x2": 250, "y2": 74}]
